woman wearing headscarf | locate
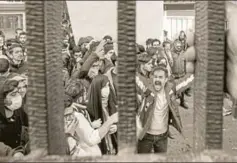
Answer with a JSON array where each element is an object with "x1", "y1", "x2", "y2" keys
[
  {"x1": 0, "y1": 80, "x2": 29, "y2": 157},
  {"x1": 64, "y1": 86, "x2": 118, "y2": 157},
  {"x1": 87, "y1": 75, "x2": 118, "y2": 155}
]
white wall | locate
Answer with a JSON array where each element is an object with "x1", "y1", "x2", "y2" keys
[
  {"x1": 67, "y1": 1, "x2": 164, "y2": 46},
  {"x1": 136, "y1": 1, "x2": 164, "y2": 45}
]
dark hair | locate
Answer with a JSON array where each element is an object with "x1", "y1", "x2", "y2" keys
[
  {"x1": 8, "y1": 43, "x2": 23, "y2": 54},
  {"x1": 151, "y1": 65, "x2": 168, "y2": 78},
  {"x1": 3, "y1": 80, "x2": 19, "y2": 98},
  {"x1": 111, "y1": 53, "x2": 117, "y2": 66},
  {"x1": 19, "y1": 32, "x2": 26, "y2": 36},
  {"x1": 152, "y1": 39, "x2": 161, "y2": 46},
  {"x1": 146, "y1": 38, "x2": 153, "y2": 46},
  {"x1": 162, "y1": 41, "x2": 171, "y2": 48},
  {"x1": 0, "y1": 30, "x2": 5, "y2": 39},
  {"x1": 62, "y1": 19, "x2": 69, "y2": 25},
  {"x1": 103, "y1": 35, "x2": 112, "y2": 41},
  {"x1": 6, "y1": 39, "x2": 18, "y2": 48},
  {"x1": 73, "y1": 46, "x2": 81, "y2": 53},
  {"x1": 0, "y1": 58, "x2": 10, "y2": 73},
  {"x1": 179, "y1": 30, "x2": 187, "y2": 39},
  {"x1": 138, "y1": 44, "x2": 145, "y2": 53}
]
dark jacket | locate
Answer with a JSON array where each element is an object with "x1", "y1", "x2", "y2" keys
[
  {"x1": 9, "y1": 60, "x2": 27, "y2": 75},
  {"x1": 138, "y1": 81, "x2": 183, "y2": 140},
  {"x1": 171, "y1": 49, "x2": 186, "y2": 79},
  {"x1": 0, "y1": 107, "x2": 29, "y2": 151}
]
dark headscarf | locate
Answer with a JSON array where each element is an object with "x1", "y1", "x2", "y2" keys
[{"x1": 86, "y1": 75, "x2": 109, "y2": 121}]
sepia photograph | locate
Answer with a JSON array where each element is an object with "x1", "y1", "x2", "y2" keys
[{"x1": 0, "y1": 0, "x2": 237, "y2": 162}]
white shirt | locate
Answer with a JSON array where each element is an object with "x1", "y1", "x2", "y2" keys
[
  {"x1": 147, "y1": 90, "x2": 169, "y2": 135},
  {"x1": 65, "y1": 111, "x2": 102, "y2": 157}
]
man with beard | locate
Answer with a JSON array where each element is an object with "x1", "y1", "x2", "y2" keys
[
  {"x1": 171, "y1": 39, "x2": 189, "y2": 109},
  {"x1": 137, "y1": 66, "x2": 183, "y2": 153},
  {"x1": 7, "y1": 44, "x2": 26, "y2": 74}
]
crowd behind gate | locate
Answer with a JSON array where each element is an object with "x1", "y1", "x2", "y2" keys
[{"x1": 0, "y1": 16, "x2": 234, "y2": 157}]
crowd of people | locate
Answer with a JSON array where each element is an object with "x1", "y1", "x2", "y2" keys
[{"x1": 0, "y1": 20, "x2": 195, "y2": 156}]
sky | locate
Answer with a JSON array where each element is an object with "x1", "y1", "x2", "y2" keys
[{"x1": 67, "y1": 1, "x2": 164, "y2": 45}]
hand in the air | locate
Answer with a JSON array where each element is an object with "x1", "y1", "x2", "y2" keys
[{"x1": 95, "y1": 39, "x2": 106, "y2": 59}]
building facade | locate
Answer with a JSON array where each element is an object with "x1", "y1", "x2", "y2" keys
[
  {"x1": 163, "y1": 1, "x2": 195, "y2": 40},
  {"x1": 0, "y1": 1, "x2": 25, "y2": 39}
]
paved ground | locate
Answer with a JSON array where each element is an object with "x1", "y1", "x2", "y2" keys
[{"x1": 167, "y1": 93, "x2": 237, "y2": 156}]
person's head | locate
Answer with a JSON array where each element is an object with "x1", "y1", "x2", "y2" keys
[
  {"x1": 104, "y1": 43, "x2": 114, "y2": 59},
  {"x1": 15, "y1": 28, "x2": 23, "y2": 38},
  {"x1": 138, "y1": 44, "x2": 145, "y2": 53},
  {"x1": 103, "y1": 35, "x2": 113, "y2": 43},
  {"x1": 0, "y1": 58, "x2": 10, "y2": 77},
  {"x1": 88, "y1": 60, "x2": 101, "y2": 79},
  {"x1": 61, "y1": 19, "x2": 69, "y2": 29},
  {"x1": 163, "y1": 41, "x2": 172, "y2": 51},
  {"x1": 65, "y1": 79, "x2": 85, "y2": 104},
  {"x1": 78, "y1": 36, "x2": 93, "y2": 54},
  {"x1": 137, "y1": 52, "x2": 153, "y2": 74},
  {"x1": 152, "y1": 39, "x2": 161, "y2": 48},
  {"x1": 151, "y1": 66, "x2": 168, "y2": 92},
  {"x1": 8, "y1": 44, "x2": 24, "y2": 65},
  {"x1": 173, "y1": 39, "x2": 183, "y2": 52},
  {"x1": 19, "y1": 32, "x2": 27, "y2": 44},
  {"x1": 179, "y1": 30, "x2": 186, "y2": 41},
  {"x1": 2, "y1": 80, "x2": 23, "y2": 117},
  {"x1": 0, "y1": 32, "x2": 5, "y2": 47},
  {"x1": 73, "y1": 46, "x2": 82, "y2": 62},
  {"x1": 9, "y1": 74, "x2": 27, "y2": 98},
  {"x1": 146, "y1": 38, "x2": 153, "y2": 49},
  {"x1": 147, "y1": 47, "x2": 159, "y2": 60}
]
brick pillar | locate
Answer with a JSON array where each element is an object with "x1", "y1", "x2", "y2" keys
[
  {"x1": 117, "y1": 1, "x2": 137, "y2": 155},
  {"x1": 194, "y1": 1, "x2": 225, "y2": 152},
  {"x1": 26, "y1": 1, "x2": 66, "y2": 155}
]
